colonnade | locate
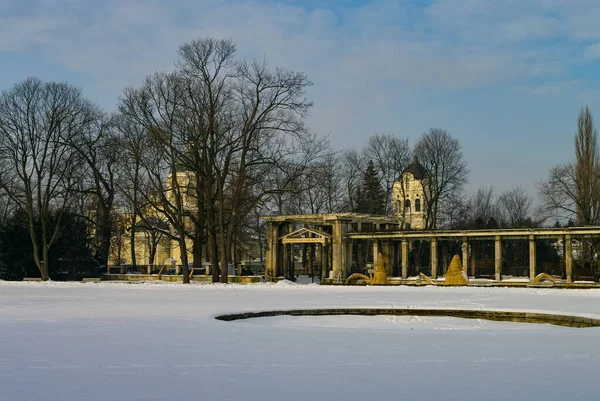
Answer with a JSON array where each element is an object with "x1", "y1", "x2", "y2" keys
[
  {"x1": 392, "y1": 234, "x2": 574, "y2": 282},
  {"x1": 265, "y1": 213, "x2": 594, "y2": 284}
]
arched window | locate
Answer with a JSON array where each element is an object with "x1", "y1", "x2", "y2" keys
[
  {"x1": 404, "y1": 199, "x2": 411, "y2": 212},
  {"x1": 415, "y1": 199, "x2": 421, "y2": 212},
  {"x1": 396, "y1": 200, "x2": 400, "y2": 212}
]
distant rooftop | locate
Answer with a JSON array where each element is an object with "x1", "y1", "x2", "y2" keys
[{"x1": 402, "y1": 156, "x2": 427, "y2": 180}]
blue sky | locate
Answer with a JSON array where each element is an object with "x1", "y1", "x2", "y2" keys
[{"x1": 2, "y1": 0, "x2": 600, "y2": 198}]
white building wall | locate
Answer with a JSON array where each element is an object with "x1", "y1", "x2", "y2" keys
[{"x1": 392, "y1": 172, "x2": 425, "y2": 229}]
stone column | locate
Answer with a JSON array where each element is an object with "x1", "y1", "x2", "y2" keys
[
  {"x1": 321, "y1": 242, "x2": 330, "y2": 279},
  {"x1": 265, "y1": 222, "x2": 280, "y2": 278},
  {"x1": 331, "y1": 220, "x2": 346, "y2": 282},
  {"x1": 401, "y1": 239, "x2": 408, "y2": 279},
  {"x1": 319, "y1": 243, "x2": 325, "y2": 278},
  {"x1": 494, "y1": 235, "x2": 502, "y2": 281},
  {"x1": 461, "y1": 237, "x2": 468, "y2": 276},
  {"x1": 372, "y1": 240, "x2": 379, "y2": 269},
  {"x1": 287, "y1": 244, "x2": 295, "y2": 280},
  {"x1": 282, "y1": 242, "x2": 288, "y2": 279},
  {"x1": 565, "y1": 234, "x2": 573, "y2": 283},
  {"x1": 431, "y1": 238, "x2": 438, "y2": 279},
  {"x1": 346, "y1": 240, "x2": 353, "y2": 278},
  {"x1": 529, "y1": 235, "x2": 536, "y2": 281},
  {"x1": 307, "y1": 244, "x2": 314, "y2": 277},
  {"x1": 470, "y1": 245, "x2": 476, "y2": 277},
  {"x1": 384, "y1": 240, "x2": 393, "y2": 275}
]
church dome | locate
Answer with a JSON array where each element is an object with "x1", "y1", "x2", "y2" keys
[{"x1": 402, "y1": 156, "x2": 427, "y2": 180}]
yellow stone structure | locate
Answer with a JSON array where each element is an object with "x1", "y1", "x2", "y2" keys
[
  {"x1": 418, "y1": 272, "x2": 435, "y2": 285},
  {"x1": 444, "y1": 255, "x2": 469, "y2": 286},
  {"x1": 531, "y1": 273, "x2": 559, "y2": 284},
  {"x1": 371, "y1": 250, "x2": 389, "y2": 285},
  {"x1": 392, "y1": 156, "x2": 426, "y2": 229}
]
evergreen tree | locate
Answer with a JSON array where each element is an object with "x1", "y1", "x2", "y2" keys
[
  {"x1": 0, "y1": 211, "x2": 100, "y2": 280},
  {"x1": 354, "y1": 160, "x2": 386, "y2": 215}
]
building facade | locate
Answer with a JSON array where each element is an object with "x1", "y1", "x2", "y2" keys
[{"x1": 392, "y1": 157, "x2": 426, "y2": 229}]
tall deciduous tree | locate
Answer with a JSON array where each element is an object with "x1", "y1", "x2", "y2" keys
[
  {"x1": 114, "y1": 115, "x2": 147, "y2": 269},
  {"x1": 176, "y1": 38, "x2": 316, "y2": 283},
  {"x1": 0, "y1": 78, "x2": 96, "y2": 280},
  {"x1": 119, "y1": 72, "x2": 192, "y2": 283},
  {"x1": 414, "y1": 128, "x2": 468, "y2": 229},
  {"x1": 68, "y1": 113, "x2": 118, "y2": 267},
  {"x1": 574, "y1": 106, "x2": 600, "y2": 225},
  {"x1": 539, "y1": 106, "x2": 600, "y2": 226}
]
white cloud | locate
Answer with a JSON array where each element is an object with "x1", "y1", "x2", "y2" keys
[
  {"x1": 0, "y1": 0, "x2": 598, "y2": 154},
  {"x1": 0, "y1": 15, "x2": 63, "y2": 50},
  {"x1": 0, "y1": 0, "x2": 573, "y2": 91},
  {"x1": 583, "y1": 42, "x2": 600, "y2": 59}
]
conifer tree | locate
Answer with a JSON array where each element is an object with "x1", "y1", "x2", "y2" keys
[{"x1": 354, "y1": 160, "x2": 386, "y2": 215}]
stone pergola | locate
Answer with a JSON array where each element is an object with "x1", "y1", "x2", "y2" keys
[
  {"x1": 265, "y1": 213, "x2": 600, "y2": 283},
  {"x1": 265, "y1": 213, "x2": 399, "y2": 282}
]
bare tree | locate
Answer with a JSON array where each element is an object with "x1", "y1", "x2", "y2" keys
[
  {"x1": 0, "y1": 78, "x2": 96, "y2": 280},
  {"x1": 176, "y1": 38, "x2": 235, "y2": 282},
  {"x1": 414, "y1": 128, "x2": 469, "y2": 229},
  {"x1": 114, "y1": 115, "x2": 147, "y2": 269},
  {"x1": 539, "y1": 164, "x2": 577, "y2": 221},
  {"x1": 471, "y1": 186, "x2": 498, "y2": 224},
  {"x1": 341, "y1": 149, "x2": 366, "y2": 212},
  {"x1": 0, "y1": 189, "x2": 15, "y2": 225},
  {"x1": 498, "y1": 186, "x2": 533, "y2": 227},
  {"x1": 439, "y1": 191, "x2": 469, "y2": 229},
  {"x1": 314, "y1": 153, "x2": 347, "y2": 213},
  {"x1": 67, "y1": 113, "x2": 118, "y2": 267},
  {"x1": 216, "y1": 59, "x2": 313, "y2": 282},
  {"x1": 277, "y1": 149, "x2": 346, "y2": 215},
  {"x1": 119, "y1": 72, "x2": 192, "y2": 283},
  {"x1": 177, "y1": 38, "x2": 315, "y2": 283},
  {"x1": 364, "y1": 134, "x2": 411, "y2": 215}
]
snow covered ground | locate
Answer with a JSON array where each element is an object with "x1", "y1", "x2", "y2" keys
[{"x1": 1, "y1": 281, "x2": 600, "y2": 401}]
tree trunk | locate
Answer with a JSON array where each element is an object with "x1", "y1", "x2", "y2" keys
[
  {"x1": 130, "y1": 213, "x2": 137, "y2": 268},
  {"x1": 179, "y1": 228, "x2": 190, "y2": 284},
  {"x1": 98, "y1": 218, "x2": 112, "y2": 268},
  {"x1": 148, "y1": 234, "x2": 157, "y2": 266},
  {"x1": 209, "y1": 230, "x2": 220, "y2": 282},
  {"x1": 219, "y1": 218, "x2": 229, "y2": 283},
  {"x1": 42, "y1": 235, "x2": 49, "y2": 281},
  {"x1": 193, "y1": 233, "x2": 203, "y2": 270}
]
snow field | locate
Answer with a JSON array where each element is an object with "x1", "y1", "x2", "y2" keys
[{"x1": 1, "y1": 281, "x2": 599, "y2": 401}]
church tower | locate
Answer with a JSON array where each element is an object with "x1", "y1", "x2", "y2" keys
[{"x1": 392, "y1": 156, "x2": 426, "y2": 229}]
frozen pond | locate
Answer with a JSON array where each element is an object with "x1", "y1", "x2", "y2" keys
[{"x1": 1, "y1": 281, "x2": 599, "y2": 401}]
